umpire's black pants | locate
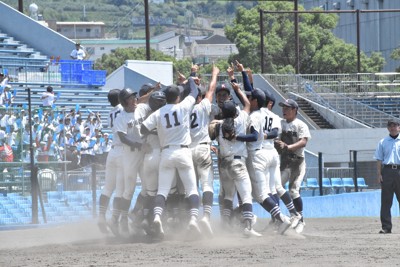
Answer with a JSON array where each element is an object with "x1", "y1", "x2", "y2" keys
[{"x1": 380, "y1": 167, "x2": 400, "y2": 231}]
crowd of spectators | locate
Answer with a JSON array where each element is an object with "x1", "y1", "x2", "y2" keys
[{"x1": 0, "y1": 106, "x2": 112, "y2": 171}]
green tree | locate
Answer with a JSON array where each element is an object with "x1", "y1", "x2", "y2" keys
[
  {"x1": 391, "y1": 46, "x2": 400, "y2": 72},
  {"x1": 225, "y1": 2, "x2": 384, "y2": 74}
]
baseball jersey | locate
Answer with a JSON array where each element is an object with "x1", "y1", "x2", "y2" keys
[
  {"x1": 260, "y1": 107, "x2": 282, "y2": 149},
  {"x1": 143, "y1": 95, "x2": 195, "y2": 147},
  {"x1": 134, "y1": 103, "x2": 152, "y2": 142},
  {"x1": 113, "y1": 109, "x2": 135, "y2": 147},
  {"x1": 246, "y1": 110, "x2": 264, "y2": 151},
  {"x1": 281, "y1": 118, "x2": 311, "y2": 157},
  {"x1": 190, "y1": 98, "x2": 212, "y2": 146},
  {"x1": 108, "y1": 104, "x2": 123, "y2": 129},
  {"x1": 217, "y1": 110, "x2": 249, "y2": 159}
]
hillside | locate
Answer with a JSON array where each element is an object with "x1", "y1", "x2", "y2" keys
[{"x1": 2, "y1": 0, "x2": 258, "y2": 39}]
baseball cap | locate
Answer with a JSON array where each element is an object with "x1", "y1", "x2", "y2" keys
[
  {"x1": 164, "y1": 85, "x2": 181, "y2": 101},
  {"x1": 387, "y1": 119, "x2": 400, "y2": 126},
  {"x1": 279, "y1": 99, "x2": 299, "y2": 109},
  {"x1": 216, "y1": 84, "x2": 230, "y2": 95},
  {"x1": 250, "y1": 88, "x2": 266, "y2": 106},
  {"x1": 221, "y1": 100, "x2": 238, "y2": 119},
  {"x1": 260, "y1": 88, "x2": 276, "y2": 105},
  {"x1": 139, "y1": 83, "x2": 154, "y2": 97}
]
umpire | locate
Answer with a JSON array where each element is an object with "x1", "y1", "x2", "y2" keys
[{"x1": 374, "y1": 119, "x2": 400, "y2": 234}]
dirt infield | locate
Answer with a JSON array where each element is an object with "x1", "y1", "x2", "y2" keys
[{"x1": 0, "y1": 217, "x2": 399, "y2": 267}]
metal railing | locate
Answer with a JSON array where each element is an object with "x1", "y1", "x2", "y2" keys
[{"x1": 264, "y1": 73, "x2": 400, "y2": 128}]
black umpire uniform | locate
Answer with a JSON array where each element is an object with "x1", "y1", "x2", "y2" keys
[{"x1": 374, "y1": 119, "x2": 400, "y2": 234}]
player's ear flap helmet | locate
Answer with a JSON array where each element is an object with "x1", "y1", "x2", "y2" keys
[
  {"x1": 149, "y1": 91, "x2": 166, "y2": 111},
  {"x1": 107, "y1": 89, "x2": 121, "y2": 107},
  {"x1": 252, "y1": 88, "x2": 266, "y2": 109},
  {"x1": 260, "y1": 88, "x2": 276, "y2": 108},
  {"x1": 119, "y1": 88, "x2": 137, "y2": 107}
]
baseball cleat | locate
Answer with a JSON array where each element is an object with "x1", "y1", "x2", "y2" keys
[
  {"x1": 243, "y1": 227, "x2": 262, "y2": 238},
  {"x1": 141, "y1": 218, "x2": 151, "y2": 235},
  {"x1": 277, "y1": 215, "x2": 291, "y2": 235},
  {"x1": 120, "y1": 217, "x2": 130, "y2": 237},
  {"x1": 152, "y1": 218, "x2": 165, "y2": 240},
  {"x1": 290, "y1": 213, "x2": 302, "y2": 229},
  {"x1": 199, "y1": 217, "x2": 213, "y2": 238},
  {"x1": 108, "y1": 218, "x2": 120, "y2": 237},
  {"x1": 188, "y1": 217, "x2": 201, "y2": 235},
  {"x1": 295, "y1": 220, "x2": 305, "y2": 234},
  {"x1": 97, "y1": 216, "x2": 109, "y2": 234}
]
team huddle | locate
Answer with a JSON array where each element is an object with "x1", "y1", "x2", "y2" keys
[{"x1": 96, "y1": 61, "x2": 311, "y2": 240}]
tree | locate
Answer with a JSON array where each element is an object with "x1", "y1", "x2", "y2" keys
[
  {"x1": 391, "y1": 46, "x2": 400, "y2": 72},
  {"x1": 225, "y1": 2, "x2": 384, "y2": 74}
]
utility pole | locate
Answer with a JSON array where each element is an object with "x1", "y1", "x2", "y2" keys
[
  {"x1": 18, "y1": 0, "x2": 23, "y2": 13},
  {"x1": 144, "y1": 0, "x2": 150, "y2": 60}
]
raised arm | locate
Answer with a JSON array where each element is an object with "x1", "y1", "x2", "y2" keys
[
  {"x1": 231, "y1": 82, "x2": 250, "y2": 114},
  {"x1": 204, "y1": 64, "x2": 220, "y2": 102}
]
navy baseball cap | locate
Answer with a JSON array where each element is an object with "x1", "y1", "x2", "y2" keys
[
  {"x1": 164, "y1": 85, "x2": 181, "y2": 100},
  {"x1": 221, "y1": 100, "x2": 237, "y2": 118},
  {"x1": 251, "y1": 88, "x2": 266, "y2": 106},
  {"x1": 139, "y1": 83, "x2": 154, "y2": 97},
  {"x1": 279, "y1": 99, "x2": 298, "y2": 109},
  {"x1": 216, "y1": 84, "x2": 230, "y2": 95}
]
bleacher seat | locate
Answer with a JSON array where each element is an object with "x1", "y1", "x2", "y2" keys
[
  {"x1": 357, "y1": 177, "x2": 369, "y2": 191},
  {"x1": 342, "y1": 178, "x2": 355, "y2": 192},
  {"x1": 306, "y1": 178, "x2": 319, "y2": 196},
  {"x1": 330, "y1": 178, "x2": 344, "y2": 194},
  {"x1": 322, "y1": 178, "x2": 333, "y2": 194}
]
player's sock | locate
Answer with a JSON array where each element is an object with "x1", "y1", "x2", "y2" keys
[
  {"x1": 99, "y1": 194, "x2": 110, "y2": 218},
  {"x1": 280, "y1": 191, "x2": 298, "y2": 215},
  {"x1": 154, "y1": 194, "x2": 166, "y2": 218},
  {"x1": 261, "y1": 197, "x2": 283, "y2": 222},
  {"x1": 222, "y1": 199, "x2": 233, "y2": 225},
  {"x1": 293, "y1": 197, "x2": 303, "y2": 219},
  {"x1": 131, "y1": 193, "x2": 145, "y2": 215},
  {"x1": 202, "y1": 191, "x2": 213, "y2": 218},
  {"x1": 272, "y1": 193, "x2": 280, "y2": 206},
  {"x1": 188, "y1": 194, "x2": 200, "y2": 218},
  {"x1": 111, "y1": 197, "x2": 122, "y2": 222},
  {"x1": 241, "y1": 203, "x2": 253, "y2": 229}
]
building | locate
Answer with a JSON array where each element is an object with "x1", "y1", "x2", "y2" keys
[
  {"x1": 189, "y1": 34, "x2": 238, "y2": 64},
  {"x1": 48, "y1": 21, "x2": 106, "y2": 40},
  {"x1": 302, "y1": 0, "x2": 400, "y2": 72},
  {"x1": 80, "y1": 31, "x2": 184, "y2": 61}
]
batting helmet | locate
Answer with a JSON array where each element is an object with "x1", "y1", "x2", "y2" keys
[
  {"x1": 119, "y1": 88, "x2": 137, "y2": 107},
  {"x1": 139, "y1": 83, "x2": 154, "y2": 97},
  {"x1": 149, "y1": 91, "x2": 166, "y2": 111},
  {"x1": 107, "y1": 89, "x2": 121, "y2": 107}
]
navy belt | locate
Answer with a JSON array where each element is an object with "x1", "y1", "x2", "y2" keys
[
  {"x1": 384, "y1": 164, "x2": 400, "y2": 169},
  {"x1": 199, "y1": 142, "x2": 210, "y2": 145},
  {"x1": 233, "y1": 155, "x2": 242, "y2": 159},
  {"x1": 162, "y1": 145, "x2": 188, "y2": 150}
]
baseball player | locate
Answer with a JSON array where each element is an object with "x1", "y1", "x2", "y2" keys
[
  {"x1": 260, "y1": 90, "x2": 302, "y2": 229},
  {"x1": 131, "y1": 91, "x2": 167, "y2": 234},
  {"x1": 141, "y1": 77, "x2": 200, "y2": 240},
  {"x1": 97, "y1": 89, "x2": 123, "y2": 234},
  {"x1": 275, "y1": 98, "x2": 311, "y2": 234},
  {"x1": 108, "y1": 88, "x2": 143, "y2": 237},
  {"x1": 189, "y1": 65, "x2": 219, "y2": 237},
  {"x1": 211, "y1": 82, "x2": 261, "y2": 237}
]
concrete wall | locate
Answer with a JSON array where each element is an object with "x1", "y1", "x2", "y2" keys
[
  {"x1": 252, "y1": 190, "x2": 399, "y2": 218},
  {"x1": 0, "y1": 2, "x2": 75, "y2": 60}
]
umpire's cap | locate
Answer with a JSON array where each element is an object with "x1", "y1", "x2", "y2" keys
[{"x1": 221, "y1": 100, "x2": 238, "y2": 119}]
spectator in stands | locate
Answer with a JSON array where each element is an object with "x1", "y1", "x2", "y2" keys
[
  {"x1": 374, "y1": 119, "x2": 400, "y2": 234},
  {"x1": 70, "y1": 42, "x2": 86, "y2": 60},
  {"x1": 100, "y1": 132, "x2": 111, "y2": 164},
  {"x1": 0, "y1": 134, "x2": 14, "y2": 165},
  {"x1": 41, "y1": 86, "x2": 56, "y2": 108},
  {"x1": 0, "y1": 85, "x2": 13, "y2": 107}
]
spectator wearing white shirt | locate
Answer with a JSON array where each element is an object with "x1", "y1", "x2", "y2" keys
[
  {"x1": 41, "y1": 86, "x2": 56, "y2": 107},
  {"x1": 70, "y1": 42, "x2": 86, "y2": 60}
]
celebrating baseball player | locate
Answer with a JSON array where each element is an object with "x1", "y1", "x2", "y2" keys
[{"x1": 140, "y1": 77, "x2": 201, "y2": 240}]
